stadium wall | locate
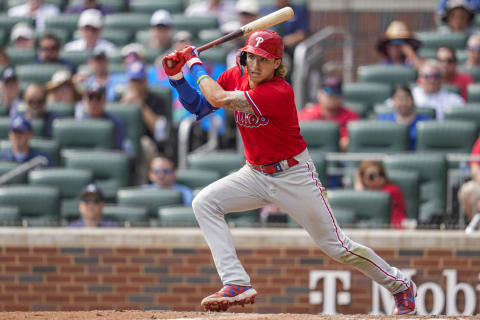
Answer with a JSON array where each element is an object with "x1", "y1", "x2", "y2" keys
[{"x1": 0, "y1": 228, "x2": 478, "y2": 315}]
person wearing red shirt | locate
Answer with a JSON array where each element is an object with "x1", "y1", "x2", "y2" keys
[
  {"x1": 162, "y1": 30, "x2": 415, "y2": 315},
  {"x1": 437, "y1": 46, "x2": 473, "y2": 101},
  {"x1": 458, "y1": 137, "x2": 480, "y2": 222},
  {"x1": 298, "y1": 76, "x2": 359, "y2": 151}
]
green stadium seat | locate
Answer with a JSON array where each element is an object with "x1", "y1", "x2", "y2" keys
[
  {"x1": 38, "y1": 29, "x2": 70, "y2": 45},
  {"x1": 457, "y1": 65, "x2": 480, "y2": 82},
  {"x1": 134, "y1": 30, "x2": 150, "y2": 46},
  {"x1": 0, "y1": 117, "x2": 11, "y2": 139},
  {"x1": 443, "y1": 83, "x2": 461, "y2": 95},
  {"x1": 52, "y1": 118, "x2": 115, "y2": 150},
  {"x1": 416, "y1": 120, "x2": 477, "y2": 153},
  {"x1": 417, "y1": 47, "x2": 437, "y2": 60},
  {"x1": 158, "y1": 206, "x2": 198, "y2": 227},
  {"x1": 130, "y1": 0, "x2": 184, "y2": 14},
  {"x1": 16, "y1": 64, "x2": 69, "y2": 83},
  {"x1": 6, "y1": 47, "x2": 35, "y2": 67},
  {"x1": 467, "y1": 83, "x2": 480, "y2": 103},
  {"x1": 0, "y1": 29, "x2": 6, "y2": 47},
  {"x1": 59, "y1": 50, "x2": 90, "y2": 67},
  {"x1": 102, "y1": 28, "x2": 133, "y2": 47},
  {"x1": 148, "y1": 85, "x2": 173, "y2": 122},
  {"x1": 415, "y1": 31, "x2": 468, "y2": 50},
  {"x1": 0, "y1": 205, "x2": 20, "y2": 226},
  {"x1": 172, "y1": 14, "x2": 218, "y2": 38},
  {"x1": 0, "y1": 138, "x2": 60, "y2": 166},
  {"x1": 225, "y1": 209, "x2": 260, "y2": 227},
  {"x1": 0, "y1": 107, "x2": 8, "y2": 117},
  {"x1": 201, "y1": 47, "x2": 227, "y2": 64},
  {"x1": 299, "y1": 121, "x2": 340, "y2": 152},
  {"x1": 68, "y1": 0, "x2": 126, "y2": 11},
  {"x1": 47, "y1": 102, "x2": 75, "y2": 117},
  {"x1": 175, "y1": 169, "x2": 221, "y2": 189},
  {"x1": 198, "y1": 29, "x2": 223, "y2": 45},
  {"x1": 444, "y1": 107, "x2": 480, "y2": 129},
  {"x1": 387, "y1": 169, "x2": 420, "y2": 221},
  {"x1": 0, "y1": 15, "x2": 33, "y2": 35},
  {"x1": 344, "y1": 101, "x2": 369, "y2": 118},
  {"x1": 145, "y1": 48, "x2": 163, "y2": 64},
  {"x1": 28, "y1": 168, "x2": 93, "y2": 219},
  {"x1": 0, "y1": 161, "x2": 27, "y2": 184},
  {"x1": 103, "y1": 205, "x2": 149, "y2": 227},
  {"x1": 0, "y1": 185, "x2": 60, "y2": 226},
  {"x1": 105, "y1": 103, "x2": 143, "y2": 156},
  {"x1": 384, "y1": 154, "x2": 446, "y2": 223},
  {"x1": 187, "y1": 151, "x2": 245, "y2": 176},
  {"x1": 357, "y1": 65, "x2": 417, "y2": 87},
  {"x1": 62, "y1": 150, "x2": 129, "y2": 199},
  {"x1": 104, "y1": 13, "x2": 151, "y2": 33},
  {"x1": 343, "y1": 82, "x2": 391, "y2": 113},
  {"x1": 374, "y1": 104, "x2": 436, "y2": 119},
  {"x1": 307, "y1": 150, "x2": 327, "y2": 186},
  {"x1": 327, "y1": 190, "x2": 391, "y2": 227},
  {"x1": 117, "y1": 187, "x2": 183, "y2": 222},
  {"x1": 347, "y1": 120, "x2": 409, "y2": 153},
  {"x1": 45, "y1": 14, "x2": 80, "y2": 36},
  {"x1": 0, "y1": 117, "x2": 47, "y2": 139}
]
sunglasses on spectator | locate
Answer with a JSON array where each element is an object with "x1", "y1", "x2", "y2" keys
[
  {"x1": 152, "y1": 168, "x2": 173, "y2": 175},
  {"x1": 39, "y1": 45, "x2": 59, "y2": 51},
  {"x1": 421, "y1": 73, "x2": 441, "y2": 80},
  {"x1": 388, "y1": 39, "x2": 405, "y2": 45},
  {"x1": 437, "y1": 58, "x2": 456, "y2": 64},
  {"x1": 367, "y1": 172, "x2": 384, "y2": 181},
  {"x1": 87, "y1": 93, "x2": 105, "y2": 101},
  {"x1": 468, "y1": 46, "x2": 480, "y2": 52},
  {"x1": 27, "y1": 98, "x2": 45, "y2": 105},
  {"x1": 80, "y1": 197, "x2": 103, "y2": 204}
]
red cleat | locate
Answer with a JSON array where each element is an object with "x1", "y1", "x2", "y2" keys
[
  {"x1": 201, "y1": 283, "x2": 257, "y2": 312},
  {"x1": 393, "y1": 281, "x2": 417, "y2": 315}
]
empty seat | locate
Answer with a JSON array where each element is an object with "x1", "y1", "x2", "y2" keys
[
  {"x1": 0, "y1": 185, "x2": 60, "y2": 226},
  {"x1": 105, "y1": 103, "x2": 143, "y2": 156},
  {"x1": 299, "y1": 121, "x2": 340, "y2": 152},
  {"x1": 327, "y1": 190, "x2": 391, "y2": 227},
  {"x1": 45, "y1": 14, "x2": 80, "y2": 36},
  {"x1": 387, "y1": 169, "x2": 420, "y2": 221},
  {"x1": 416, "y1": 120, "x2": 477, "y2": 153},
  {"x1": 357, "y1": 65, "x2": 417, "y2": 87},
  {"x1": 198, "y1": 29, "x2": 223, "y2": 45},
  {"x1": 187, "y1": 151, "x2": 245, "y2": 176},
  {"x1": 468, "y1": 83, "x2": 480, "y2": 103},
  {"x1": 201, "y1": 47, "x2": 227, "y2": 64},
  {"x1": 62, "y1": 150, "x2": 129, "y2": 198},
  {"x1": 0, "y1": 162, "x2": 27, "y2": 184},
  {"x1": 130, "y1": 0, "x2": 184, "y2": 14},
  {"x1": 52, "y1": 118, "x2": 115, "y2": 150},
  {"x1": 158, "y1": 206, "x2": 198, "y2": 227},
  {"x1": 148, "y1": 85, "x2": 173, "y2": 122},
  {"x1": 0, "y1": 138, "x2": 60, "y2": 166},
  {"x1": 103, "y1": 205, "x2": 149, "y2": 227},
  {"x1": 0, "y1": 206, "x2": 20, "y2": 226},
  {"x1": 6, "y1": 48, "x2": 35, "y2": 67},
  {"x1": 104, "y1": 13, "x2": 151, "y2": 33},
  {"x1": 343, "y1": 82, "x2": 391, "y2": 113},
  {"x1": 47, "y1": 102, "x2": 75, "y2": 117},
  {"x1": 347, "y1": 120, "x2": 409, "y2": 153},
  {"x1": 457, "y1": 65, "x2": 480, "y2": 82},
  {"x1": 172, "y1": 15, "x2": 218, "y2": 38},
  {"x1": 308, "y1": 150, "x2": 327, "y2": 186},
  {"x1": 16, "y1": 64, "x2": 69, "y2": 84},
  {"x1": 415, "y1": 31, "x2": 468, "y2": 50},
  {"x1": 102, "y1": 28, "x2": 133, "y2": 47},
  {"x1": 176, "y1": 169, "x2": 222, "y2": 189},
  {"x1": 444, "y1": 107, "x2": 480, "y2": 129},
  {"x1": 344, "y1": 101, "x2": 369, "y2": 118},
  {"x1": 384, "y1": 154, "x2": 446, "y2": 223}
]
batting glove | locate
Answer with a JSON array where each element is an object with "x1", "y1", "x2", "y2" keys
[
  {"x1": 182, "y1": 46, "x2": 203, "y2": 69},
  {"x1": 162, "y1": 51, "x2": 185, "y2": 80}
]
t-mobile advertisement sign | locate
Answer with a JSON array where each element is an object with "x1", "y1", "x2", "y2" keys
[{"x1": 309, "y1": 269, "x2": 480, "y2": 315}]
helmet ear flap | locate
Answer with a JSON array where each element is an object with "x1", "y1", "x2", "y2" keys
[{"x1": 240, "y1": 51, "x2": 247, "y2": 66}]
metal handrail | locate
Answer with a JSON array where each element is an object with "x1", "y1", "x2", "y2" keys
[
  {"x1": 0, "y1": 156, "x2": 49, "y2": 185},
  {"x1": 292, "y1": 26, "x2": 354, "y2": 110}
]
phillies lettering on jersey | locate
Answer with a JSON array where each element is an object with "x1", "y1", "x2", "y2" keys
[{"x1": 217, "y1": 67, "x2": 306, "y2": 165}]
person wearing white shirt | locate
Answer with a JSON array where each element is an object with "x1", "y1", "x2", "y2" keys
[
  {"x1": 184, "y1": 0, "x2": 237, "y2": 26},
  {"x1": 8, "y1": 0, "x2": 59, "y2": 32},
  {"x1": 412, "y1": 59, "x2": 465, "y2": 120},
  {"x1": 64, "y1": 9, "x2": 116, "y2": 53}
]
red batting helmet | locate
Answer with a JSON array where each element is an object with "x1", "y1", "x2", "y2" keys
[{"x1": 239, "y1": 30, "x2": 283, "y2": 65}]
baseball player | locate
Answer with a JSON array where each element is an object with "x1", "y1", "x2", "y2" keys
[{"x1": 162, "y1": 30, "x2": 416, "y2": 315}]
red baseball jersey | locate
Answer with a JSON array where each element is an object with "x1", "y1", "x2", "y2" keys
[{"x1": 217, "y1": 67, "x2": 306, "y2": 165}]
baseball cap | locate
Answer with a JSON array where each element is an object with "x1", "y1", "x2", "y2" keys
[
  {"x1": 121, "y1": 43, "x2": 145, "y2": 60},
  {"x1": 78, "y1": 9, "x2": 103, "y2": 29},
  {"x1": 321, "y1": 76, "x2": 343, "y2": 95},
  {"x1": 9, "y1": 115, "x2": 32, "y2": 132},
  {"x1": 79, "y1": 183, "x2": 104, "y2": 201},
  {"x1": 0, "y1": 67, "x2": 17, "y2": 82},
  {"x1": 10, "y1": 22, "x2": 34, "y2": 42},
  {"x1": 127, "y1": 61, "x2": 146, "y2": 80},
  {"x1": 150, "y1": 9, "x2": 172, "y2": 27},
  {"x1": 236, "y1": 0, "x2": 259, "y2": 15}
]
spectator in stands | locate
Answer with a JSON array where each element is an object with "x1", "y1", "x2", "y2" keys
[
  {"x1": 298, "y1": 76, "x2": 359, "y2": 152},
  {"x1": 36, "y1": 33, "x2": 76, "y2": 73},
  {"x1": 121, "y1": 43, "x2": 145, "y2": 68},
  {"x1": 76, "y1": 83, "x2": 128, "y2": 153},
  {"x1": 23, "y1": 83, "x2": 57, "y2": 137},
  {"x1": 8, "y1": 0, "x2": 59, "y2": 32},
  {"x1": 65, "y1": 0, "x2": 115, "y2": 15},
  {"x1": 465, "y1": 33, "x2": 480, "y2": 67},
  {"x1": 0, "y1": 67, "x2": 21, "y2": 117},
  {"x1": 437, "y1": 46, "x2": 473, "y2": 100},
  {"x1": 10, "y1": 23, "x2": 35, "y2": 49},
  {"x1": 46, "y1": 70, "x2": 82, "y2": 106},
  {"x1": 438, "y1": 0, "x2": 480, "y2": 13},
  {"x1": 185, "y1": 0, "x2": 237, "y2": 26},
  {"x1": 354, "y1": 160, "x2": 407, "y2": 229},
  {"x1": 376, "y1": 21, "x2": 423, "y2": 69},
  {"x1": 0, "y1": 115, "x2": 53, "y2": 166},
  {"x1": 439, "y1": 0, "x2": 476, "y2": 33},
  {"x1": 64, "y1": 9, "x2": 116, "y2": 52},
  {"x1": 378, "y1": 85, "x2": 432, "y2": 150},
  {"x1": 0, "y1": 47, "x2": 9, "y2": 69},
  {"x1": 413, "y1": 59, "x2": 465, "y2": 120},
  {"x1": 148, "y1": 9, "x2": 173, "y2": 51},
  {"x1": 69, "y1": 184, "x2": 117, "y2": 227},
  {"x1": 458, "y1": 136, "x2": 480, "y2": 222},
  {"x1": 143, "y1": 156, "x2": 194, "y2": 207}
]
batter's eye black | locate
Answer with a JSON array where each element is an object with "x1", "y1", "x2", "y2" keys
[{"x1": 240, "y1": 51, "x2": 247, "y2": 66}]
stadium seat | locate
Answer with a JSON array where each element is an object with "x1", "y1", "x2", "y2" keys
[
  {"x1": 0, "y1": 15, "x2": 33, "y2": 35},
  {"x1": 0, "y1": 30, "x2": 6, "y2": 47},
  {"x1": 416, "y1": 120, "x2": 477, "y2": 153},
  {"x1": 62, "y1": 150, "x2": 129, "y2": 198},
  {"x1": 384, "y1": 154, "x2": 447, "y2": 223},
  {"x1": 158, "y1": 206, "x2": 198, "y2": 227},
  {"x1": 172, "y1": 14, "x2": 218, "y2": 39},
  {"x1": 225, "y1": 210, "x2": 260, "y2": 227},
  {"x1": 187, "y1": 151, "x2": 245, "y2": 176},
  {"x1": 443, "y1": 83, "x2": 461, "y2": 95},
  {"x1": 102, "y1": 28, "x2": 133, "y2": 47},
  {"x1": 307, "y1": 150, "x2": 327, "y2": 186},
  {"x1": 387, "y1": 169, "x2": 420, "y2": 221},
  {"x1": 59, "y1": 50, "x2": 90, "y2": 67},
  {"x1": 38, "y1": 29, "x2": 70, "y2": 45},
  {"x1": 52, "y1": 118, "x2": 115, "y2": 150},
  {"x1": 0, "y1": 205, "x2": 20, "y2": 226},
  {"x1": 6, "y1": 48, "x2": 35, "y2": 67},
  {"x1": 148, "y1": 85, "x2": 173, "y2": 122},
  {"x1": 374, "y1": 104, "x2": 436, "y2": 119},
  {"x1": 344, "y1": 101, "x2": 369, "y2": 118},
  {"x1": 198, "y1": 29, "x2": 223, "y2": 45},
  {"x1": 130, "y1": 0, "x2": 184, "y2": 14},
  {"x1": 327, "y1": 190, "x2": 391, "y2": 227},
  {"x1": 44, "y1": 14, "x2": 80, "y2": 36},
  {"x1": 47, "y1": 102, "x2": 75, "y2": 117},
  {"x1": 343, "y1": 82, "x2": 391, "y2": 113},
  {"x1": 457, "y1": 65, "x2": 480, "y2": 82},
  {"x1": 201, "y1": 47, "x2": 228, "y2": 64},
  {"x1": 415, "y1": 31, "x2": 468, "y2": 50},
  {"x1": 175, "y1": 169, "x2": 222, "y2": 189},
  {"x1": 467, "y1": 83, "x2": 480, "y2": 103},
  {"x1": 68, "y1": 0, "x2": 125, "y2": 11},
  {"x1": 28, "y1": 168, "x2": 93, "y2": 220},
  {"x1": 16, "y1": 64, "x2": 69, "y2": 83},
  {"x1": 0, "y1": 162, "x2": 27, "y2": 184},
  {"x1": 0, "y1": 185, "x2": 60, "y2": 226},
  {"x1": 105, "y1": 103, "x2": 143, "y2": 156},
  {"x1": 347, "y1": 120, "x2": 409, "y2": 153},
  {"x1": 117, "y1": 187, "x2": 183, "y2": 221},
  {"x1": 357, "y1": 65, "x2": 417, "y2": 87},
  {"x1": 0, "y1": 117, "x2": 12, "y2": 139},
  {"x1": 299, "y1": 121, "x2": 340, "y2": 152},
  {"x1": 104, "y1": 13, "x2": 151, "y2": 33},
  {"x1": 134, "y1": 30, "x2": 150, "y2": 46},
  {"x1": 103, "y1": 205, "x2": 149, "y2": 227},
  {"x1": 444, "y1": 107, "x2": 480, "y2": 130},
  {"x1": 0, "y1": 138, "x2": 60, "y2": 166}
]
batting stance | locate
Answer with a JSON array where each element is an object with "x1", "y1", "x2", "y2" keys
[{"x1": 163, "y1": 30, "x2": 416, "y2": 314}]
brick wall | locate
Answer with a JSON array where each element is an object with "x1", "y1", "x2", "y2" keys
[{"x1": 0, "y1": 228, "x2": 478, "y2": 315}]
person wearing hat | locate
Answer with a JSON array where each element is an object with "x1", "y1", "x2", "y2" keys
[
  {"x1": 64, "y1": 9, "x2": 116, "y2": 52},
  {"x1": 436, "y1": 46, "x2": 473, "y2": 100},
  {"x1": 376, "y1": 21, "x2": 423, "y2": 69},
  {"x1": 298, "y1": 76, "x2": 359, "y2": 151},
  {"x1": 439, "y1": 0, "x2": 476, "y2": 33},
  {"x1": 69, "y1": 184, "x2": 117, "y2": 227},
  {"x1": 65, "y1": 0, "x2": 115, "y2": 15},
  {"x1": 46, "y1": 70, "x2": 82, "y2": 106},
  {"x1": 8, "y1": 0, "x2": 59, "y2": 32},
  {"x1": 121, "y1": 43, "x2": 146, "y2": 67},
  {"x1": 465, "y1": 33, "x2": 480, "y2": 67},
  {"x1": 0, "y1": 115, "x2": 53, "y2": 166},
  {"x1": 149, "y1": 9, "x2": 174, "y2": 51},
  {"x1": 36, "y1": 33, "x2": 76, "y2": 73},
  {"x1": 438, "y1": 0, "x2": 480, "y2": 13},
  {"x1": 0, "y1": 67, "x2": 21, "y2": 118},
  {"x1": 23, "y1": 83, "x2": 58, "y2": 138},
  {"x1": 10, "y1": 22, "x2": 35, "y2": 49}
]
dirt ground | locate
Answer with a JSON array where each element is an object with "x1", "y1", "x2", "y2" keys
[{"x1": 0, "y1": 311, "x2": 477, "y2": 320}]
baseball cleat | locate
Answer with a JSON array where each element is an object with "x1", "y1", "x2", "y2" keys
[
  {"x1": 201, "y1": 283, "x2": 257, "y2": 312},
  {"x1": 393, "y1": 281, "x2": 417, "y2": 315}
]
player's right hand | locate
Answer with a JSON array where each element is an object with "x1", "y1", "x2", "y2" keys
[{"x1": 162, "y1": 51, "x2": 185, "y2": 78}]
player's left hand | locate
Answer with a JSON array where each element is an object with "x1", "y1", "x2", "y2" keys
[{"x1": 182, "y1": 46, "x2": 203, "y2": 69}]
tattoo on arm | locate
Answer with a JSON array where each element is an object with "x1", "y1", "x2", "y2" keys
[{"x1": 222, "y1": 91, "x2": 254, "y2": 114}]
